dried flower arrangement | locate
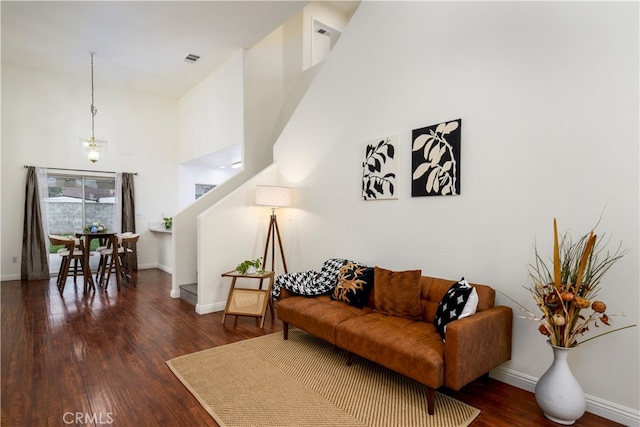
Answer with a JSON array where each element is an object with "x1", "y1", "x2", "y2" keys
[{"x1": 508, "y1": 218, "x2": 635, "y2": 348}]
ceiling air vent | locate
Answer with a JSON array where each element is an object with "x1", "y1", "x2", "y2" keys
[
  {"x1": 184, "y1": 53, "x2": 200, "y2": 63},
  {"x1": 316, "y1": 28, "x2": 329, "y2": 36}
]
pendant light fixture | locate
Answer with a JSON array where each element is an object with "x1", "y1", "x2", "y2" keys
[{"x1": 80, "y1": 52, "x2": 107, "y2": 163}]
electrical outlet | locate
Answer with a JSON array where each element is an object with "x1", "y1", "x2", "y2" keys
[
  {"x1": 11, "y1": 256, "x2": 17, "y2": 264},
  {"x1": 135, "y1": 213, "x2": 142, "y2": 220}
]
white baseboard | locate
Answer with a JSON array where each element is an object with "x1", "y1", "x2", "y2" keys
[
  {"x1": 137, "y1": 262, "x2": 172, "y2": 274},
  {"x1": 155, "y1": 264, "x2": 173, "y2": 274},
  {"x1": 137, "y1": 263, "x2": 156, "y2": 270},
  {"x1": 195, "y1": 301, "x2": 225, "y2": 315},
  {"x1": 1, "y1": 273, "x2": 21, "y2": 281},
  {"x1": 490, "y1": 366, "x2": 537, "y2": 392},
  {"x1": 491, "y1": 366, "x2": 640, "y2": 426}
]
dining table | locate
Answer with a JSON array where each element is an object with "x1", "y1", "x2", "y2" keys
[{"x1": 75, "y1": 232, "x2": 121, "y2": 292}]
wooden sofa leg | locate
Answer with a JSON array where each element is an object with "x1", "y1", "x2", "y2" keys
[
  {"x1": 283, "y1": 322, "x2": 289, "y2": 340},
  {"x1": 426, "y1": 387, "x2": 435, "y2": 415},
  {"x1": 345, "y1": 351, "x2": 352, "y2": 366}
]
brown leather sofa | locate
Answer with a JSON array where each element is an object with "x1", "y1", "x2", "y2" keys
[{"x1": 277, "y1": 272, "x2": 513, "y2": 415}]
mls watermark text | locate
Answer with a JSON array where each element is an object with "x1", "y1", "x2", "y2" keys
[{"x1": 63, "y1": 412, "x2": 114, "y2": 425}]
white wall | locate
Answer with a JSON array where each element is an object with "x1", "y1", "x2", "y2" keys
[
  {"x1": 184, "y1": 3, "x2": 334, "y2": 305},
  {"x1": 177, "y1": 50, "x2": 244, "y2": 164},
  {"x1": 243, "y1": 23, "x2": 289, "y2": 164},
  {"x1": 302, "y1": 1, "x2": 355, "y2": 70},
  {"x1": 1, "y1": 63, "x2": 179, "y2": 279},
  {"x1": 273, "y1": 1, "x2": 638, "y2": 424},
  {"x1": 196, "y1": 164, "x2": 281, "y2": 314},
  {"x1": 177, "y1": 165, "x2": 238, "y2": 209},
  {"x1": 172, "y1": 50, "x2": 247, "y2": 295},
  {"x1": 172, "y1": 34, "x2": 292, "y2": 297},
  {"x1": 152, "y1": 231, "x2": 173, "y2": 274}
]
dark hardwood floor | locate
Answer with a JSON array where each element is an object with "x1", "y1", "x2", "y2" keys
[{"x1": 1, "y1": 269, "x2": 622, "y2": 426}]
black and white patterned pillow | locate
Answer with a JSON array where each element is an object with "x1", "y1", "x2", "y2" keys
[
  {"x1": 434, "y1": 278, "x2": 477, "y2": 339},
  {"x1": 272, "y1": 258, "x2": 349, "y2": 299}
]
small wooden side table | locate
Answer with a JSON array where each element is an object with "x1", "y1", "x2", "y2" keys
[{"x1": 221, "y1": 270, "x2": 275, "y2": 328}]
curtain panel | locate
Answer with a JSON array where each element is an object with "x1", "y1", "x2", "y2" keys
[
  {"x1": 21, "y1": 167, "x2": 50, "y2": 280},
  {"x1": 121, "y1": 173, "x2": 137, "y2": 270}
]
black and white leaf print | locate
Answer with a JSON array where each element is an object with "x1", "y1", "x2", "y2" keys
[
  {"x1": 411, "y1": 119, "x2": 461, "y2": 197},
  {"x1": 362, "y1": 135, "x2": 398, "y2": 201}
]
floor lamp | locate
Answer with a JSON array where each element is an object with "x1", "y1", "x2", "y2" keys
[{"x1": 256, "y1": 185, "x2": 292, "y2": 274}]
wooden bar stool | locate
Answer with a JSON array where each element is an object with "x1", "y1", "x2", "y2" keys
[
  {"x1": 119, "y1": 233, "x2": 140, "y2": 286},
  {"x1": 98, "y1": 233, "x2": 139, "y2": 290},
  {"x1": 49, "y1": 235, "x2": 92, "y2": 293}
]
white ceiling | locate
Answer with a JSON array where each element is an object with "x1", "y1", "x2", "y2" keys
[
  {"x1": 1, "y1": 0, "x2": 359, "y2": 169},
  {"x1": 1, "y1": 1, "x2": 310, "y2": 99}
]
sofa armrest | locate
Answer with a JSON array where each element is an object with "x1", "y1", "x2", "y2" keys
[{"x1": 443, "y1": 305, "x2": 513, "y2": 390}]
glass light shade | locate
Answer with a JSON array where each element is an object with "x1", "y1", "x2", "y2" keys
[
  {"x1": 255, "y1": 186, "x2": 292, "y2": 208},
  {"x1": 88, "y1": 149, "x2": 100, "y2": 163},
  {"x1": 80, "y1": 137, "x2": 107, "y2": 163}
]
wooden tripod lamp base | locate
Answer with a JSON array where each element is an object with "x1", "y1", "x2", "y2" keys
[{"x1": 255, "y1": 185, "x2": 292, "y2": 274}]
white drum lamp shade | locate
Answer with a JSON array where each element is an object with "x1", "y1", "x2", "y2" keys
[{"x1": 255, "y1": 186, "x2": 292, "y2": 208}]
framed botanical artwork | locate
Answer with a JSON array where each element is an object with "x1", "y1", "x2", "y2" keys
[
  {"x1": 362, "y1": 135, "x2": 398, "y2": 200},
  {"x1": 411, "y1": 119, "x2": 461, "y2": 197}
]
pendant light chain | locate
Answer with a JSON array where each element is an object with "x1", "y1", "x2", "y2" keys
[
  {"x1": 81, "y1": 51, "x2": 107, "y2": 163},
  {"x1": 90, "y1": 52, "x2": 97, "y2": 139}
]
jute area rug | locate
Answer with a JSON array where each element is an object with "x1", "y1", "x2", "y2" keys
[{"x1": 166, "y1": 329, "x2": 480, "y2": 427}]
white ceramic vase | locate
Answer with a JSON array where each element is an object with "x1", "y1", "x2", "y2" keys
[{"x1": 535, "y1": 342, "x2": 586, "y2": 425}]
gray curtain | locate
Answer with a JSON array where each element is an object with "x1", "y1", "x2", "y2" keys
[
  {"x1": 21, "y1": 167, "x2": 50, "y2": 280},
  {"x1": 121, "y1": 172, "x2": 137, "y2": 270}
]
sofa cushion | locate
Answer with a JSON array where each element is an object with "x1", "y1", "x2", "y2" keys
[
  {"x1": 373, "y1": 267, "x2": 422, "y2": 321},
  {"x1": 435, "y1": 278, "x2": 477, "y2": 338},
  {"x1": 277, "y1": 295, "x2": 372, "y2": 344},
  {"x1": 330, "y1": 262, "x2": 374, "y2": 308},
  {"x1": 336, "y1": 313, "x2": 445, "y2": 388}
]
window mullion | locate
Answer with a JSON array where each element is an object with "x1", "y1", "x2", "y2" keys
[{"x1": 82, "y1": 176, "x2": 86, "y2": 227}]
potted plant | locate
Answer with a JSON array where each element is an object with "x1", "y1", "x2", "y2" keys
[
  {"x1": 162, "y1": 217, "x2": 172, "y2": 230},
  {"x1": 235, "y1": 258, "x2": 263, "y2": 275}
]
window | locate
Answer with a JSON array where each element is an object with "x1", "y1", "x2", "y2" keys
[
  {"x1": 195, "y1": 183, "x2": 216, "y2": 199},
  {"x1": 46, "y1": 174, "x2": 116, "y2": 238}
]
